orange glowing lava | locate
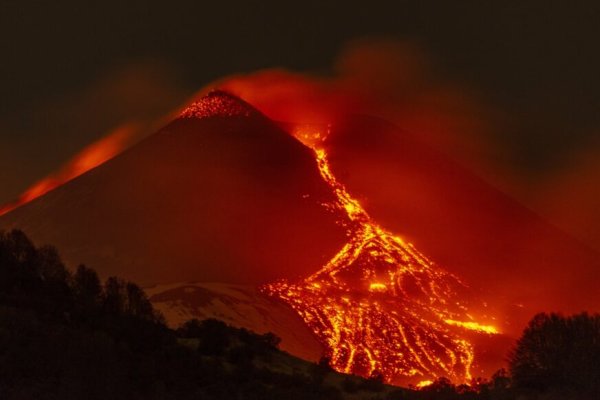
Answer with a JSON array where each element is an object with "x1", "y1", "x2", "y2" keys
[
  {"x1": 262, "y1": 125, "x2": 497, "y2": 384},
  {"x1": 416, "y1": 379, "x2": 434, "y2": 388},
  {"x1": 0, "y1": 123, "x2": 139, "y2": 216}
]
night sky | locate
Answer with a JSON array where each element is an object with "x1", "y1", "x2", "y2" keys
[{"x1": 1, "y1": 1, "x2": 600, "y2": 249}]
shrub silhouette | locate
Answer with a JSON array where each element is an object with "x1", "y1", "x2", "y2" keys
[
  {"x1": 0, "y1": 230, "x2": 349, "y2": 399},
  {"x1": 8, "y1": 229, "x2": 600, "y2": 399},
  {"x1": 509, "y1": 312, "x2": 600, "y2": 396}
]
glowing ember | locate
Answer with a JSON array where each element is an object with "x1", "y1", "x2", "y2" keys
[
  {"x1": 0, "y1": 91, "x2": 254, "y2": 217},
  {"x1": 444, "y1": 319, "x2": 499, "y2": 335},
  {"x1": 416, "y1": 380, "x2": 434, "y2": 388},
  {"x1": 180, "y1": 91, "x2": 258, "y2": 119},
  {"x1": 262, "y1": 125, "x2": 497, "y2": 384},
  {"x1": 369, "y1": 282, "x2": 387, "y2": 292}
]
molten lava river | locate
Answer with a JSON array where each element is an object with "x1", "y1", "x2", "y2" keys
[{"x1": 262, "y1": 125, "x2": 498, "y2": 385}]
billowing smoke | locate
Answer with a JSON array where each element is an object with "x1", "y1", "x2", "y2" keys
[
  {"x1": 196, "y1": 38, "x2": 599, "y2": 254},
  {"x1": 203, "y1": 38, "x2": 497, "y2": 173}
]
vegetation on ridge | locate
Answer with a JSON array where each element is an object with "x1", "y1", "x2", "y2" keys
[{"x1": 1, "y1": 229, "x2": 599, "y2": 400}]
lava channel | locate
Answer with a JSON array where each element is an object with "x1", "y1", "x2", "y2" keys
[{"x1": 262, "y1": 124, "x2": 497, "y2": 384}]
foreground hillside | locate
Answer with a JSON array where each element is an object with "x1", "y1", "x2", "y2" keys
[
  {"x1": 2, "y1": 229, "x2": 598, "y2": 400},
  {"x1": 0, "y1": 229, "x2": 402, "y2": 399}
]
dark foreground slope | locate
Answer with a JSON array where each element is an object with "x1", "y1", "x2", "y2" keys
[
  {"x1": 0, "y1": 230, "x2": 374, "y2": 400},
  {"x1": 0, "y1": 93, "x2": 347, "y2": 286},
  {"x1": 4, "y1": 231, "x2": 596, "y2": 400}
]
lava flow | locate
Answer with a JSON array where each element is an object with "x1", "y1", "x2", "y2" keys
[
  {"x1": 0, "y1": 123, "x2": 139, "y2": 216},
  {"x1": 262, "y1": 125, "x2": 498, "y2": 384}
]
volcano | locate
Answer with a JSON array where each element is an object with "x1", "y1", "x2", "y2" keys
[
  {"x1": 0, "y1": 92, "x2": 347, "y2": 285},
  {"x1": 1, "y1": 91, "x2": 598, "y2": 385}
]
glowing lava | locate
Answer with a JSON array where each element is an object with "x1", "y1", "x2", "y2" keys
[
  {"x1": 262, "y1": 125, "x2": 497, "y2": 384},
  {"x1": 0, "y1": 123, "x2": 139, "y2": 216}
]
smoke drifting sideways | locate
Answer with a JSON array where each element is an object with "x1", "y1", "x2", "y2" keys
[
  {"x1": 0, "y1": 60, "x2": 189, "y2": 210},
  {"x1": 195, "y1": 39, "x2": 600, "y2": 333},
  {"x1": 200, "y1": 38, "x2": 600, "y2": 259},
  {"x1": 210, "y1": 39, "x2": 498, "y2": 173},
  {"x1": 0, "y1": 123, "x2": 142, "y2": 216}
]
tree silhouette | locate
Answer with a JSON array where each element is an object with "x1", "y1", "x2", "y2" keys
[
  {"x1": 0, "y1": 230, "x2": 354, "y2": 399},
  {"x1": 124, "y1": 281, "x2": 156, "y2": 321},
  {"x1": 0, "y1": 229, "x2": 37, "y2": 293},
  {"x1": 509, "y1": 312, "x2": 600, "y2": 396},
  {"x1": 103, "y1": 276, "x2": 126, "y2": 316},
  {"x1": 198, "y1": 319, "x2": 231, "y2": 356},
  {"x1": 73, "y1": 264, "x2": 102, "y2": 310}
]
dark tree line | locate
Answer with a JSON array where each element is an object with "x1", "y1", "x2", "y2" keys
[
  {"x1": 400, "y1": 312, "x2": 600, "y2": 399},
  {"x1": 0, "y1": 230, "x2": 346, "y2": 400},
  {"x1": 0, "y1": 229, "x2": 162, "y2": 324},
  {"x1": 1, "y1": 229, "x2": 599, "y2": 400}
]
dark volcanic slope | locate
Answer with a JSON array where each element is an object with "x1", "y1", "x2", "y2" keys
[
  {"x1": 325, "y1": 115, "x2": 600, "y2": 333},
  {"x1": 0, "y1": 93, "x2": 347, "y2": 285}
]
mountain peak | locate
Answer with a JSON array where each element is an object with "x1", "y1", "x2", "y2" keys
[{"x1": 179, "y1": 90, "x2": 260, "y2": 119}]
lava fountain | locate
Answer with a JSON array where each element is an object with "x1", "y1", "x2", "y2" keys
[{"x1": 262, "y1": 124, "x2": 497, "y2": 384}]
